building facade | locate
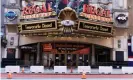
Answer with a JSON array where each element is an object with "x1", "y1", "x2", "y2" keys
[
  {"x1": 1, "y1": 0, "x2": 21, "y2": 67},
  {"x1": 1, "y1": 0, "x2": 130, "y2": 67}
]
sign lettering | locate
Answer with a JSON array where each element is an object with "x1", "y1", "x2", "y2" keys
[
  {"x1": 83, "y1": 4, "x2": 110, "y2": 18},
  {"x1": 21, "y1": 2, "x2": 56, "y2": 19},
  {"x1": 79, "y1": 22, "x2": 112, "y2": 34},
  {"x1": 80, "y1": 4, "x2": 112, "y2": 22},
  {"x1": 21, "y1": 21, "x2": 56, "y2": 31}
]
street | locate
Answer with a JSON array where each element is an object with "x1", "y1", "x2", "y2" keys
[{"x1": 1, "y1": 78, "x2": 133, "y2": 80}]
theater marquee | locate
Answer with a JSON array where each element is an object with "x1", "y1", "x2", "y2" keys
[
  {"x1": 20, "y1": 20, "x2": 57, "y2": 32},
  {"x1": 19, "y1": 4, "x2": 114, "y2": 36},
  {"x1": 78, "y1": 21, "x2": 113, "y2": 34}
]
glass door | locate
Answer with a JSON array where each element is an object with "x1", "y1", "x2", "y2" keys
[
  {"x1": 55, "y1": 54, "x2": 60, "y2": 66},
  {"x1": 60, "y1": 54, "x2": 65, "y2": 66},
  {"x1": 67, "y1": 54, "x2": 72, "y2": 67},
  {"x1": 72, "y1": 54, "x2": 77, "y2": 67},
  {"x1": 43, "y1": 53, "x2": 48, "y2": 67},
  {"x1": 24, "y1": 53, "x2": 29, "y2": 66},
  {"x1": 29, "y1": 54, "x2": 35, "y2": 65},
  {"x1": 78, "y1": 54, "x2": 84, "y2": 66},
  {"x1": 83, "y1": 54, "x2": 89, "y2": 66}
]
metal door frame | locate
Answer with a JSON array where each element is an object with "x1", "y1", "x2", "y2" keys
[{"x1": 77, "y1": 54, "x2": 90, "y2": 66}]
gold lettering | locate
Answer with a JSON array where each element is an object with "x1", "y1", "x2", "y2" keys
[
  {"x1": 24, "y1": 24, "x2": 41, "y2": 30},
  {"x1": 100, "y1": 27, "x2": 109, "y2": 32},
  {"x1": 42, "y1": 23, "x2": 52, "y2": 28},
  {"x1": 84, "y1": 25, "x2": 93, "y2": 29},
  {"x1": 25, "y1": 25, "x2": 32, "y2": 30},
  {"x1": 84, "y1": 24, "x2": 99, "y2": 31}
]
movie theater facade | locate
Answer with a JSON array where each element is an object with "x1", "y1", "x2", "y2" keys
[{"x1": 18, "y1": 2, "x2": 128, "y2": 67}]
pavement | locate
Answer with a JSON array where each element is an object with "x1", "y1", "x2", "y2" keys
[
  {"x1": 0, "y1": 68, "x2": 124, "y2": 74},
  {"x1": 1, "y1": 78, "x2": 133, "y2": 80}
]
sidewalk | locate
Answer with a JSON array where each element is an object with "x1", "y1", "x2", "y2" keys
[{"x1": 0, "y1": 68, "x2": 124, "y2": 74}]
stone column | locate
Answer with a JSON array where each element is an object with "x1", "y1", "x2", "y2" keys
[
  {"x1": 91, "y1": 45, "x2": 95, "y2": 65},
  {"x1": 36, "y1": 43, "x2": 40, "y2": 65}
]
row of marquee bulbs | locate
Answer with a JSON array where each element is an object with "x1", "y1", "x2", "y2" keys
[{"x1": 21, "y1": 34, "x2": 111, "y2": 39}]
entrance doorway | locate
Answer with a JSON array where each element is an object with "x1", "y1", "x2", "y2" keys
[
  {"x1": 23, "y1": 53, "x2": 36, "y2": 66},
  {"x1": 43, "y1": 53, "x2": 54, "y2": 67},
  {"x1": 42, "y1": 42, "x2": 91, "y2": 67},
  {"x1": 78, "y1": 54, "x2": 89, "y2": 66},
  {"x1": 54, "y1": 54, "x2": 78, "y2": 67},
  {"x1": 54, "y1": 54, "x2": 66, "y2": 66},
  {"x1": 54, "y1": 54, "x2": 90, "y2": 67},
  {"x1": 66, "y1": 54, "x2": 77, "y2": 67}
]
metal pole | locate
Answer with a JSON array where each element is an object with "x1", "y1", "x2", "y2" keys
[{"x1": 91, "y1": 45, "x2": 95, "y2": 65}]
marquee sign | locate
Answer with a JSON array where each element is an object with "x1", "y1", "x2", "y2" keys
[
  {"x1": 78, "y1": 21, "x2": 112, "y2": 34},
  {"x1": 21, "y1": 20, "x2": 57, "y2": 31},
  {"x1": 79, "y1": 4, "x2": 112, "y2": 22},
  {"x1": 20, "y1": 2, "x2": 56, "y2": 19},
  {"x1": 19, "y1": 6, "x2": 114, "y2": 36}
]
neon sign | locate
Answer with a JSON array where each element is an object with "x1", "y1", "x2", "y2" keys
[
  {"x1": 80, "y1": 4, "x2": 112, "y2": 22},
  {"x1": 20, "y1": 3, "x2": 56, "y2": 19}
]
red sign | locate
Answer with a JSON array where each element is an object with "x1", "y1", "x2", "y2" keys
[
  {"x1": 43, "y1": 43, "x2": 52, "y2": 52},
  {"x1": 22, "y1": 3, "x2": 52, "y2": 16},
  {"x1": 83, "y1": 4, "x2": 110, "y2": 18},
  {"x1": 21, "y1": 3, "x2": 55, "y2": 19},
  {"x1": 80, "y1": 4, "x2": 112, "y2": 22}
]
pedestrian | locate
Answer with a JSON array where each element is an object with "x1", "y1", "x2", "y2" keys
[{"x1": 49, "y1": 58, "x2": 54, "y2": 69}]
